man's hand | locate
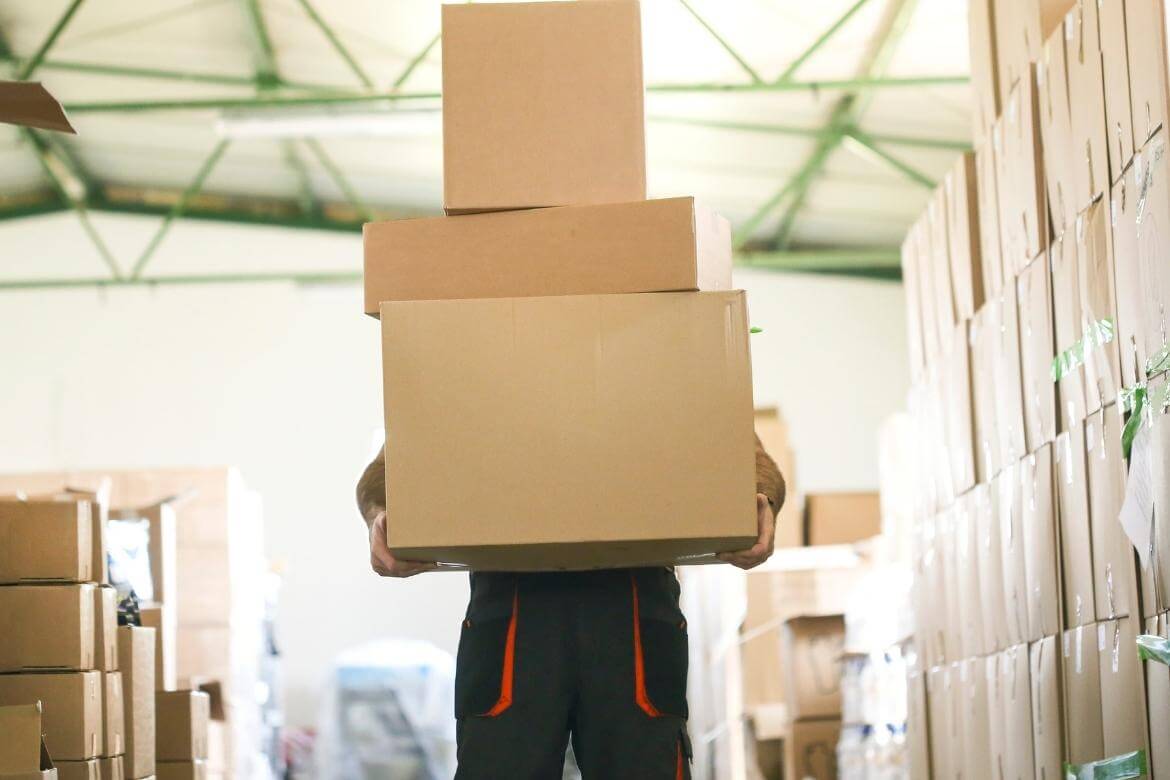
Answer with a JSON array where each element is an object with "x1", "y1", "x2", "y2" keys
[
  {"x1": 369, "y1": 511, "x2": 438, "y2": 578},
  {"x1": 718, "y1": 494, "x2": 776, "y2": 570}
]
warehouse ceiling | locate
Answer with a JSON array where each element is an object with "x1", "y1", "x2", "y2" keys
[{"x1": 0, "y1": 0, "x2": 970, "y2": 286}]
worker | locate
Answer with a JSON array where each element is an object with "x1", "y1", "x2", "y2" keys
[{"x1": 356, "y1": 435, "x2": 784, "y2": 779}]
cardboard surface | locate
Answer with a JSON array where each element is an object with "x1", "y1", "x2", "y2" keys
[
  {"x1": 779, "y1": 615, "x2": 844, "y2": 721},
  {"x1": 55, "y1": 761, "x2": 99, "y2": 780},
  {"x1": 905, "y1": 671, "x2": 930, "y2": 780},
  {"x1": 441, "y1": 0, "x2": 645, "y2": 213},
  {"x1": 1018, "y1": 254, "x2": 1058, "y2": 451},
  {"x1": 100, "y1": 673, "x2": 123, "y2": 760},
  {"x1": 995, "y1": 0, "x2": 1073, "y2": 101},
  {"x1": 901, "y1": 223, "x2": 927, "y2": 380},
  {"x1": 0, "y1": 80, "x2": 75, "y2": 133},
  {"x1": 1097, "y1": 617, "x2": 1149, "y2": 760},
  {"x1": 173, "y1": 627, "x2": 229, "y2": 696},
  {"x1": 98, "y1": 756, "x2": 123, "y2": 780},
  {"x1": 1000, "y1": 645, "x2": 1036, "y2": 779},
  {"x1": 928, "y1": 187, "x2": 957, "y2": 350},
  {"x1": 1030, "y1": 636, "x2": 1064, "y2": 780},
  {"x1": 975, "y1": 141, "x2": 1005, "y2": 301},
  {"x1": 975, "y1": 484, "x2": 1011, "y2": 653},
  {"x1": 1021, "y1": 445, "x2": 1063, "y2": 640},
  {"x1": 1066, "y1": 0, "x2": 1111, "y2": 209},
  {"x1": 380, "y1": 291, "x2": 757, "y2": 570},
  {"x1": 783, "y1": 718, "x2": 839, "y2": 780},
  {"x1": 997, "y1": 463, "x2": 1031, "y2": 646},
  {"x1": 363, "y1": 197, "x2": 731, "y2": 315},
  {"x1": 117, "y1": 626, "x2": 155, "y2": 780},
  {"x1": 1110, "y1": 165, "x2": 1148, "y2": 388},
  {"x1": 1086, "y1": 405, "x2": 1138, "y2": 619},
  {"x1": 954, "y1": 496, "x2": 985, "y2": 660},
  {"x1": 0, "y1": 584, "x2": 96, "y2": 672},
  {"x1": 925, "y1": 667, "x2": 954, "y2": 780},
  {"x1": 1146, "y1": 614, "x2": 1170, "y2": 779},
  {"x1": 969, "y1": 0, "x2": 1000, "y2": 146},
  {"x1": 1051, "y1": 230, "x2": 1088, "y2": 431},
  {"x1": 993, "y1": 277, "x2": 1028, "y2": 465},
  {"x1": 154, "y1": 762, "x2": 206, "y2": 780},
  {"x1": 941, "y1": 323, "x2": 977, "y2": 496},
  {"x1": 1152, "y1": 374, "x2": 1170, "y2": 612},
  {"x1": 0, "y1": 672, "x2": 102, "y2": 761},
  {"x1": 1134, "y1": 133, "x2": 1170, "y2": 365},
  {"x1": 1125, "y1": 0, "x2": 1168, "y2": 145},
  {"x1": 0, "y1": 498, "x2": 92, "y2": 584},
  {"x1": 1061, "y1": 623, "x2": 1105, "y2": 764},
  {"x1": 155, "y1": 691, "x2": 209, "y2": 762},
  {"x1": 1077, "y1": 198, "x2": 1123, "y2": 415},
  {"x1": 803, "y1": 492, "x2": 881, "y2": 547},
  {"x1": 946, "y1": 153, "x2": 986, "y2": 322},
  {"x1": 1098, "y1": 0, "x2": 1136, "y2": 183},
  {"x1": 0, "y1": 703, "x2": 53, "y2": 776},
  {"x1": 958, "y1": 657, "x2": 991, "y2": 779},
  {"x1": 753, "y1": 408, "x2": 800, "y2": 551},
  {"x1": 970, "y1": 302, "x2": 1002, "y2": 482},
  {"x1": 1057, "y1": 424, "x2": 1097, "y2": 627},
  {"x1": 915, "y1": 210, "x2": 942, "y2": 366},
  {"x1": 93, "y1": 587, "x2": 117, "y2": 675},
  {"x1": 1039, "y1": 22, "x2": 1078, "y2": 234},
  {"x1": 138, "y1": 605, "x2": 175, "y2": 692},
  {"x1": 997, "y1": 68, "x2": 1048, "y2": 275}
]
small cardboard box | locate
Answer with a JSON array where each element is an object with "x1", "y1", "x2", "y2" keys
[
  {"x1": 1056, "y1": 425, "x2": 1096, "y2": 627},
  {"x1": 955, "y1": 496, "x2": 985, "y2": 660},
  {"x1": 97, "y1": 756, "x2": 122, "y2": 780},
  {"x1": 0, "y1": 703, "x2": 56, "y2": 780},
  {"x1": 380, "y1": 291, "x2": 757, "y2": 570},
  {"x1": 957, "y1": 657, "x2": 991, "y2": 779},
  {"x1": 1017, "y1": 253, "x2": 1058, "y2": 451},
  {"x1": 926, "y1": 667, "x2": 955, "y2": 780},
  {"x1": 803, "y1": 493, "x2": 881, "y2": 547},
  {"x1": 940, "y1": 323, "x2": 976, "y2": 497},
  {"x1": 154, "y1": 762, "x2": 206, "y2": 780},
  {"x1": 0, "y1": 80, "x2": 74, "y2": 133},
  {"x1": 1077, "y1": 199, "x2": 1123, "y2": 415},
  {"x1": 905, "y1": 671, "x2": 930, "y2": 780},
  {"x1": 0, "y1": 498, "x2": 93, "y2": 584},
  {"x1": 0, "y1": 584, "x2": 96, "y2": 672},
  {"x1": 93, "y1": 587, "x2": 117, "y2": 675},
  {"x1": 363, "y1": 197, "x2": 731, "y2": 316},
  {"x1": 1086, "y1": 405, "x2": 1138, "y2": 619},
  {"x1": 753, "y1": 407, "x2": 800, "y2": 551},
  {"x1": 992, "y1": 277, "x2": 1027, "y2": 466},
  {"x1": 1062, "y1": 623, "x2": 1105, "y2": 765},
  {"x1": 997, "y1": 68, "x2": 1048, "y2": 276},
  {"x1": 0, "y1": 672, "x2": 102, "y2": 761},
  {"x1": 1021, "y1": 445, "x2": 1063, "y2": 640},
  {"x1": 33, "y1": 489, "x2": 110, "y2": 587},
  {"x1": 1038, "y1": 24, "x2": 1078, "y2": 235},
  {"x1": 996, "y1": 464, "x2": 1030, "y2": 646},
  {"x1": 1030, "y1": 636, "x2": 1064, "y2": 780},
  {"x1": 927, "y1": 187, "x2": 957, "y2": 350},
  {"x1": 970, "y1": 302, "x2": 1002, "y2": 482},
  {"x1": 994, "y1": 0, "x2": 1070, "y2": 101},
  {"x1": 782, "y1": 718, "x2": 839, "y2": 780},
  {"x1": 974, "y1": 483, "x2": 1010, "y2": 654},
  {"x1": 1065, "y1": 1, "x2": 1111, "y2": 209},
  {"x1": 117, "y1": 626, "x2": 155, "y2": 780},
  {"x1": 155, "y1": 691, "x2": 209, "y2": 762},
  {"x1": 1098, "y1": 0, "x2": 1136, "y2": 184},
  {"x1": 779, "y1": 615, "x2": 844, "y2": 721},
  {"x1": 1051, "y1": 230, "x2": 1088, "y2": 431},
  {"x1": 968, "y1": 0, "x2": 1000, "y2": 146},
  {"x1": 1097, "y1": 617, "x2": 1150, "y2": 760},
  {"x1": 975, "y1": 141, "x2": 1005, "y2": 300},
  {"x1": 137, "y1": 605, "x2": 175, "y2": 692},
  {"x1": 54, "y1": 762, "x2": 98, "y2": 780},
  {"x1": 1125, "y1": 0, "x2": 1168, "y2": 145},
  {"x1": 1000, "y1": 645, "x2": 1036, "y2": 779},
  {"x1": 441, "y1": 0, "x2": 644, "y2": 213},
  {"x1": 945, "y1": 152, "x2": 985, "y2": 322},
  {"x1": 1109, "y1": 168, "x2": 1148, "y2": 389},
  {"x1": 913, "y1": 211, "x2": 942, "y2": 365},
  {"x1": 100, "y1": 673, "x2": 123, "y2": 760}
]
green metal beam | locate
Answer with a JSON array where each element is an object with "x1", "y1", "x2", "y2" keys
[
  {"x1": 737, "y1": 247, "x2": 900, "y2": 271},
  {"x1": 392, "y1": 32, "x2": 440, "y2": 90},
  {"x1": 240, "y1": 0, "x2": 279, "y2": 87},
  {"x1": 843, "y1": 128, "x2": 935, "y2": 188},
  {"x1": 776, "y1": 0, "x2": 872, "y2": 83},
  {"x1": 282, "y1": 140, "x2": 319, "y2": 216},
  {"x1": 17, "y1": 0, "x2": 86, "y2": 80},
  {"x1": 648, "y1": 75, "x2": 964, "y2": 92},
  {"x1": 88, "y1": 193, "x2": 367, "y2": 232},
  {"x1": 676, "y1": 0, "x2": 762, "y2": 84},
  {"x1": 648, "y1": 114, "x2": 969, "y2": 151},
  {"x1": 129, "y1": 139, "x2": 232, "y2": 279},
  {"x1": 303, "y1": 138, "x2": 373, "y2": 222},
  {"x1": 294, "y1": 0, "x2": 374, "y2": 89},
  {"x1": 0, "y1": 271, "x2": 364, "y2": 292}
]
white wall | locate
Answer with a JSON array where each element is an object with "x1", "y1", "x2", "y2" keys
[{"x1": 0, "y1": 214, "x2": 908, "y2": 728}]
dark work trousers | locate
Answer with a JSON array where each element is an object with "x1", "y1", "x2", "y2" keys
[{"x1": 453, "y1": 567, "x2": 693, "y2": 780}]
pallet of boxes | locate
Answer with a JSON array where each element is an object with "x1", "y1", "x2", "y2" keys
[
  {"x1": 363, "y1": 0, "x2": 759, "y2": 573},
  {"x1": 896, "y1": 0, "x2": 1170, "y2": 775}
]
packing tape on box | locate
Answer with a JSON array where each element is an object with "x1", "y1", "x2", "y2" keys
[
  {"x1": 1137, "y1": 633, "x2": 1170, "y2": 666},
  {"x1": 1052, "y1": 319, "x2": 1117, "y2": 382},
  {"x1": 1120, "y1": 382, "x2": 1170, "y2": 459},
  {"x1": 1063, "y1": 750, "x2": 1147, "y2": 779},
  {"x1": 1147, "y1": 345, "x2": 1170, "y2": 377}
]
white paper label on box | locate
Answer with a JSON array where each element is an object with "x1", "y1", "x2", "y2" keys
[{"x1": 1120, "y1": 423, "x2": 1155, "y2": 567}]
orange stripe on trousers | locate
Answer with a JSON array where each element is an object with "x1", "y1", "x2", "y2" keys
[
  {"x1": 483, "y1": 587, "x2": 519, "y2": 717},
  {"x1": 630, "y1": 574, "x2": 663, "y2": 718}
]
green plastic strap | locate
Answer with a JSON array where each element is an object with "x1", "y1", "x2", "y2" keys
[
  {"x1": 1148, "y1": 345, "x2": 1170, "y2": 377},
  {"x1": 1053, "y1": 318, "x2": 1116, "y2": 382},
  {"x1": 1138, "y1": 634, "x2": 1170, "y2": 666},
  {"x1": 1121, "y1": 387, "x2": 1148, "y2": 460},
  {"x1": 750, "y1": 327, "x2": 763, "y2": 334},
  {"x1": 1064, "y1": 750, "x2": 1148, "y2": 779}
]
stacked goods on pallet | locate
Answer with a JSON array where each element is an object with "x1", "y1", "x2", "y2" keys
[{"x1": 891, "y1": 0, "x2": 1170, "y2": 775}]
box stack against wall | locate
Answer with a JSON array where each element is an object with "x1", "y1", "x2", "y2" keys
[{"x1": 891, "y1": 0, "x2": 1170, "y2": 775}]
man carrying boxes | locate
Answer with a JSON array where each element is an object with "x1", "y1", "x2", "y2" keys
[{"x1": 355, "y1": 2, "x2": 784, "y2": 777}]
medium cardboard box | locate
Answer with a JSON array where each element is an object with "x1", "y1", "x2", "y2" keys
[
  {"x1": 1000, "y1": 645, "x2": 1037, "y2": 779},
  {"x1": 901, "y1": 223, "x2": 927, "y2": 379},
  {"x1": 98, "y1": 757, "x2": 123, "y2": 780},
  {"x1": 946, "y1": 153, "x2": 986, "y2": 322},
  {"x1": 363, "y1": 197, "x2": 731, "y2": 316},
  {"x1": 928, "y1": 187, "x2": 957, "y2": 350},
  {"x1": 1021, "y1": 445, "x2": 1063, "y2": 640},
  {"x1": 995, "y1": 0, "x2": 1073, "y2": 101},
  {"x1": 1077, "y1": 199, "x2": 1123, "y2": 415},
  {"x1": 940, "y1": 323, "x2": 976, "y2": 497},
  {"x1": 914, "y1": 210, "x2": 942, "y2": 366},
  {"x1": 1057, "y1": 424, "x2": 1096, "y2": 627},
  {"x1": 803, "y1": 493, "x2": 881, "y2": 547},
  {"x1": 1110, "y1": 165, "x2": 1149, "y2": 389},
  {"x1": 101, "y1": 673, "x2": 124, "y2": 759},
  {"x1": 94, "y1": 587, "x2": 117, "y2": 674},
  {"x1": 1062, "y1": 623, "x2": 1105, "y2": 764},
  {"x1": 440, "y1": 0, "x2": 644, "y2": 213},
  {"x1": 753, "y1": 408, "x2": 801, "y2": 551},
  {"x1": 173, "y1": 627, "x2": 230, "y2": 695},
  {"x1": 937, "y1": 507, "x2": 963, "y2": 663},
  {"x1": 783, "y1": 718, "x2": 839, "y2": 780},
  {"x1": 380, "y1": 291, "x2": 757, "y2": 570},
  {"x1": 0, "y1": 584, "x2": 96, "y2": 672},
  {"x1": 1038, "y1": 23, "x2": 1078, "y2": 234},
  {"x1": 1018, "y1": 253, "x2": 1058, "y2": 451},
  {"x1": 1146, "y1": 614, "x2": 1170, "y2": 778},
  {"x1": 955, "y1": 496, "x2": 985, "y2": 660},
  {"x1": 1099, "y1": 0, "x2": 1136, "y2": 183},
  {"x1": 1030, "y1": 636, "x2": 1064, "y2": 780},
  {"x1": 155, "y1": 691, "x2": 209, "y2": 762},
  {"x1": 905, "y1": 671, "x2": 930, "y2": 780},
  {"x1": 997, "y1": 464, "x2": 1031, "y2": 646},
  {"x1": 970, "y1": 303, "x2": 1002, "y2": 482},
  {"x1": 1152, "y1": 375, "x2": 1170, "y2": 612},
  {"x1": 0, "y1": 498, "x2": 92, "y2": 584},
  {"x1": 1066, "y1": 0, "x2": 1111, "y2": 209},
  {"x1": 118, "y1": 626, "x2": 155, "y2": 780},
  {"x1": 925, "y1": 667, "x2": 954, "y2": 780},
  {"x1": 997, "y1": 67, "x2": 1048, "y2": 276},
  {"x1": 0, "y1": 80, "x2": 74, "y2": 133},
  {"x1": 975, "y1": 481, "x2": 1011, "y2": 654},
  {"x1": 1051, "y1": 230, "x2": 1088, "y2": 431},
  {"x1": 975, "y1": 141, "x2": 1005, "y2": 300},
  {"x1": 1126, "y1": 0, "x2": 1168, "y2": 145},
  {"x1": 0, "y1": 703, "x2": 57, "y2": 779},
  {"x1": 957, "y1": 657, "x2": 991, "y2": 779},
  {"x1": 1086, "y1": 405, "x2": 1138, "y2": 619},
  {"x1": 1097, "y1": 617, "x2": 1150, "y2": 761},
  {"x1": 55, "y1": 761, "x2": 99, "y2": 780},
  {"x1": 154, "y1": 763, "x2": 206, "y2": 780},
  {"x1": 172, "y1": 547, "x2": 232, "y2": 626},
  {"x1": 1134, "y1": 133, "x2": 1170, "y2": 366},
  {"x1": 992, "y1": 277, "x2": 1028, "y2": 466},
  {"x1": 779, "y1": 615, "x2": 844, "y2": 721},
  {"x1": 31, "y1": 490, "x2": 110, "y2": 587},
  {"x1": 138, "y1": 605, "x2": 175, "y2": 692},
  {"x1": 0, "y1": 672, "x2": 102, "y2": 761},
  {"x1": 969, "y1": 0, "x2": 1000, "y2": 146},
  {"x1": 987, "y1": 655, "x2": 1007, "y2": 780}
]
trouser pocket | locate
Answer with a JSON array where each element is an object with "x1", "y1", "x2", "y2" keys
[
  {"x1": 455, "y1": 580, "x2": 519, "y2": 719},
  {"x1": 631, "y1": 571, "x2": 689, "y2": 719}
]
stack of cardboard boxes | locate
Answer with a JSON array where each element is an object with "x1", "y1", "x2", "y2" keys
[
  {"x1": 154, "y1": 690, "x2": 210, "y2": 779},
  {"x1": 363, "y1": 0, "x2": 760, "y2": 570},
  {"x1": 897, "y1": 0, "x2": 1170, "y2": 774}
]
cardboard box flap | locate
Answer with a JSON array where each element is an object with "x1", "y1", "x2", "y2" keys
[
  {"x1": 0, "y1": 703, "x2": 52, "y2": 774},
  {"x1": 0, "y1": 81, "x2": 75, "y2": 134}
]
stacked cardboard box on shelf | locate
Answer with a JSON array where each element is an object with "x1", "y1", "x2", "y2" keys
[
  {"x1": 363, "y1": 0, "x2": 758, "y2": 571},
  {"x1": 894, "y1": 0, "x2": 1170, "y2": 775}
]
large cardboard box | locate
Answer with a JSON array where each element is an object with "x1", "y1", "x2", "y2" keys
[
  {"x1": 118, "y1": 626, "x2": 155, "y2": 780},
  {"x1": 1146, "y1": 614, "x2": 1170, "y2": 778},
  {"x1": 779, "y1": 615, "x2": 844, "y2": 721},
  {"x1": 440, "y1": 0, "x2": 644, "y2": 213},
  {"x1": 925, "y1": 667, "x2": 954, "y2": 780},
  {"x1": 946, "y1": 153, "x2": 985, "y2": 322},
  {"x1": 940, "y1": 323, "x2": 977, "y2": 497},
  {"x1": 55, "y1": 762, "x2": 98, "y2": 780},
  {"x1": 992, "y1": 278, "x2": 1028, "y2": 466},
  {"x1": 976, "y1": 141, "x2": 1005, "y2": 300},
  {"x1": 995, "y1": 0, "x2": 1074, "y2": 101},
  {"x1": 1030, "y1": 636, "x2": 1064, "y2": 780},
  {"x1": 957, "y1": 657, "x2": 992, "y2": 779},
  {"x1": 0, "y1": 703, "x2": 55, "y2": 779},
  {"x1": 1110, "y1": 164, "x2": 1149, "y2": 389},
  {"x1": 955, "y1": 496, "x2": 985, "y2": 660},
  {"x1": 363, "y1": 197, "x2": 730, "y2": 315},
  {"x1": 97, "y1": 756, "x2": 123, "y2": 780},
  {"x1": 1057, "y1": 424, "x2": 1096, "y2": 627},
  {"x1": 0, "y1": 584, "x2": 96, "y2": 672},
  {"x1": 93, "y1": 587, "x2": 117, "y2": 675},
  {"x1": 928, "y1": 187, "x2": 957, "y2": 350},
  {"x1": 173, "y1": 627, "x2": 230, "y2": 695},
  {"x1": 997, "y1": 67, "x2": 1048, "y2": 276},
  {"x1": 974, "y1": 483, "x2": 1011, "y2": 653},
  {"x1": 155, "y1": 691, "x2": 209, "y2": 762},
  {"x1": 1126, "y1": 0, "x2": 1168, "y2": 145},
  {"x1": 1086, "y1": 405, "x2": 1138, "y2": 619},
  {"x1": 0, "y1": 672, "x2": 102, "y2": 761},
  {"x1": 154, "y1": 763, "x2": 206, "y2": 780},
  {"x1": 379, "y1": 291, "x2": 757, "y2": 570},
  {"x1": 0, "y1": 498, "x2": 92, "y2": 584},
  {"x1": 753, "y1": 408, "x2": 800, "y2": 551},
  {"x1": 1018, "y1": 254, "x2": 1058, "y2": 451},
  {"x1": 914, "y1": 211, "x2": 942, "y2": 366},
  {"x1": 969, "y1": 0, "x2": 1000, "y2": 146},
  {"x1": 1051, "y1": 230, "x2": 1088, "y2": 431},
  {"x1": 1021, "y1": 445, "x2": 1063, "y2": 640},
  {"x1": 101, "y1": 673, "x2": 124, "y2": 759},
  {"x1": 1062, "y1": 623, "x2": 1105, "y2": 765},
  {"x1": 1097, "y1": 617, "x2": 1150, "y2": 761},
  {"x1": 1039, "y1": 23, "x2": 1078, "y2": 234},
  {"x1": 1134, "y1": 133, "x2": 1170, "y2": 367},
  {"x1": 1099, "y1": 0, "x2": 1136, "y2": 184},
  {"x1": 1066, "y1": 0, "x2": 1111, "y2": 209},
  {"x1": 783, "y1": 718, "x2": 839, "y2": 780},
  {"x1": 997, "y1": 464, "x2": 1031, "y2": 646},
  {"x1": 1077, "y1": 198, "x2": 1123, "y2": 415},
  {"x1": 905, "y1": 671, "x2": 930, "y2": 780},
  {"x1": 970, "y1": 303, "x2": 1002, "y2": 482},
  {"x1": 901, "y1": 224, "x2": 927, "y2": 380},
  {"x1": 803, "y1": 493, "x2": 881, "y2": 547},
  {"x1": 999, "y1": 645, "x2": 1036, "y2": 779},
  {"x1": 138, "y1": 605, "x2": 175, "y2": 692},
  {"x1": 0, "y1": 80, "x2": 74, "y2": 133}
]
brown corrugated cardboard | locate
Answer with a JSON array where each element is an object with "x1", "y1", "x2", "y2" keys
[
  {"x1": 154, "y1": 763, "x2": 206, "y2": 780},
  {"x1": 975, "y1": 483, "x2": 1011, "y2": 653},
  {"x1": 0, "y1": 703, "x2": 55, "y2": 778},
  {"x1": 1110, "y1": 166, "x2": 1148, "y2": 389},
  {"x1": 995, "y1": 0, "x2": 1074, "y2": 102},
  {"x1": 803, "y1": 493, "x2": 881, "y2": 547},
  {"x1": 1022, "y1": 445, "x2": 1063, "y2": 640},
  {"x1": 1097, "y1": 617, "x2": 1150, "y2": 761},
  {"x1": 138, "y1": 605, "x2": 175, "y2": 692},
  {"x1": 1062, "y1": 623, "x2": 1105, "y2": 764},
  {"x1": 1146, "y1": 614, "x2": 1170, "y2": 778},
  {"x1": 363, "y1": 197, "x2": 730, "y2": 316},
  {"x1": 55, "y1": 761, "x2": 99, "y2": 780},
  {"x1": 101, "y1": 673, "x2": 123, "y2": 759},
  {"x1": 98, "y1": 756, "x2": 124, "y2": 780},
  {"x1": 1077, "y1": 198, "x2": 1123, "y2": 415},
  {"x1": 986, "y1": 655, "x2": 1007, "y2": 779},
  {"x1": 1125, "y1": 0, "x2": 1168, "y2": 145},
  {"x1": 1039, "y1": 23, "x2": 1079, "y2": 234},
  {"x1": 1018, "y1": 254, "x2": 1058, "y2": 452},
  {"x1": 928, "y1": 187, "x2": 957, "y2": 350},
  {"x1": 440, "y1": 0, "x2": 644, "y2": 213},
  {"x1": 118, "y1": 626, "x2": 156, "y2": 780},
  {"x1": 109, "y1": 503, "x2": 177, "y2": 612},
  {"x1": 0, "y1": 80, "x2": 75, "y2": 133},
  {"x1": 993, "y1": 277, "x2": 1028, "y2": 465},
  {"x1": 941, "y1": 323, "x2": 977, "y2": 497},
  {"x1": 0, "y1": 584, "x2": 96, "y2": 672},
  {"x1": 32, "y1": 489, "x2": 110, "y2": 587},
  {"x1": 380, "y1": 291, "x2": 757, "y2": 570},
  {"x1": 1000, "y1": 645, "x2": 1036, "y2": 779},
  {"x1": 172, "y1": 547, "x2": 229, "y2": 626},
  {"x1": 1066, "y1": 0, "x2": 1111, "y2": 209},
  {"x1": 155, "y1": 691, "x2": 209, "y2": 762},
  {"x1": 0, "y1": 672, "x2": 102, "y2": 761},
  {"x1": 998, "y1": 67, "x2": 1048, "y2": 275},
  {"x1": 93, "y1": 587, "x2": 117, "y2": 674},
  {"x1": 783, "y1": 718, "x2": 839, "y2": 780},
  {"x1": 954, "y1": 496, "x2": 985, "y2": 660},
  {"x1": 1030, "y1": 636, "x2": 1064, "y2": 780},
  {"x1": 902, "y1": 224, "x2": 927, "y2": 380},
  {"x1": 1057, "y1": 424, "x2": 1097, "y2": 627},
  {"x1": 1134, "y1": 133, "x2": 1170, "y2": 366},
  {"x1": 1051, "y1": 230, "x2": 1088, "y2": 431},
  {"x1": 976, "y1": 141, "x2": 1006, "y2": 300},
  {"x1": 905, "y1": 670, "x2": 930, "y2": 780},
  {"x1": 970, "y1": 302, "x2": 1002, "y2": 481},
  {"x1": 174, "y1": 627, "x2": 230, "y2": 695},
  {"x1": 946, "y1": 153, "x2": 985, "y2": 321},
  {"x1": 1086, "y1": 405, "x2": 1138, "y2": 619},
  {"x1": 1153, "y1": 375, "x2": 1170, "y2": 613},
  {"x1": 915, "y1": 211, "x2": 943, "y2": 366},
  {"x1": 1099, "y1": 0, "x2": 1136, "y2": 183},
  {"x1": 0, "y1": 498, "x2": 92, "y2": 584},
  {"x1": 969, "y1": 0, "x2": 1000, "y2": 145},
  {"x1": 925, "y1": 667, "x2": 953, "y2": 780},
  {"x1": 958, "y1": 657, "x2": 992, "y2": 779},
  {"x1": 779, "y1": 615, "x2": 844, "y2": 721},
  {"x1": 997, "y1": 463, "x2": 1031, "y2": 646},
  {"x1": 937, "y1": 507, "x2": 963, "y2": 664},
  {"x1": 753, "y1": 408, "x2": 800, "y2": 551}
]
